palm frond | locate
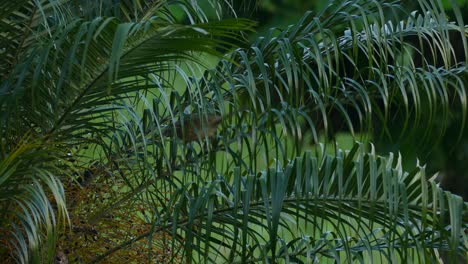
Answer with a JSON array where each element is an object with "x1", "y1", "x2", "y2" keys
[
  {"x1": 0, "y1": 137, "x2": 68, "y2": 263},
  {"x1": 0, "y1": 0, "x2": 254, "y2": 261},
  {"x1": 89, "y1": 143, "x2": 467, "y2": 263},
  {"x1": 1, "y1": 15, "x2": 253, "y2": 138},
  {"x1": 204, "y1": 0, "x2": 468, "y2": 144}
]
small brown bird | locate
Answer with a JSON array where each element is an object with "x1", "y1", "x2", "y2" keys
[
  {"x1": 163, "y1": 114, "x2": 222, "y2": 142},
  {"x1": 54, "y1": 250, "x2": 68, "y2": 264}
]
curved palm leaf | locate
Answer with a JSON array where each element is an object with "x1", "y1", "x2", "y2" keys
[
  {"x1": 0, "y1": 137, "x2": 68, "y2": 263},
  {"x1": 89, "y1": 143, "x2": 467, "y2": 263},
  {"x1": 0, "y1": 0, "x2": 254, "y2": 262},
  {"x1": 208, "y1": 0, "x2": 468, "y2": 145}
]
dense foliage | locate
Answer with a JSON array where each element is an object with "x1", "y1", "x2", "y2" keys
[{"x1": 1, "y1": 0, "x2": 467, "y2": 263}]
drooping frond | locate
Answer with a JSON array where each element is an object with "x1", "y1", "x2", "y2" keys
[
  {"x1": 203, "y1": 0, "x2": 468, "y2": 145},
  {"x1": 0, "y1": 137, "x2": 68, "y2": 263},
  {"x1": 0, "y1": 0, "x2": 254, "y2": 261},
  {"x1": 88, "y1": 143, "x2": 467, "y2": 263},
  {"x1": 1, "y1": 4, "x2": 253, "y2": 139}
]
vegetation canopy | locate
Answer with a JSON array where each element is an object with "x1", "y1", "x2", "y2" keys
[{"x1": 0, "y1": 0, "x2": 467, "y2": 263}]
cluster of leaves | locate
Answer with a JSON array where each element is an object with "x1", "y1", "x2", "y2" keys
[{"x1": 0, "y1": 0, "x2": 467, "y2": 263}]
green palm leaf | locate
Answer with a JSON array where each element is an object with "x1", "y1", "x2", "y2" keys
[
  {"x1": 0, "y1": 0, "x2": 254, "y2": 262},
  {"x1": 0, "y1": 137, "x2": 68, "y2": 263},
  {"x1": 90, "y1": 143, "x2": 467, "y2": 263}
]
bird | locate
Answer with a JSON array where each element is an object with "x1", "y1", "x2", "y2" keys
[{"x1": 162, "y1": 113, "x2": 222, "y2": 143}]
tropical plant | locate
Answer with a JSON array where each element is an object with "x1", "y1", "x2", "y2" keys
[{"x1": 0, "y1": 0, "x2": 467, "y2": 263}]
